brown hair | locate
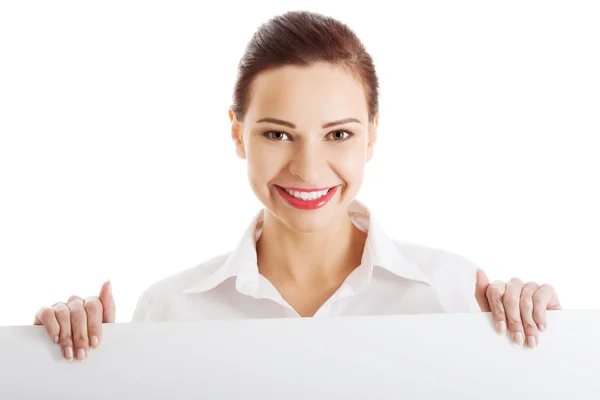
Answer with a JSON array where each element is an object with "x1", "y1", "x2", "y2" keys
[{"x1": 231, "y1": 10, "x2": 379, "y2": 123}]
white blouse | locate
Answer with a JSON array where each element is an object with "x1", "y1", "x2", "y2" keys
[{"x1": 131, "y1": 200, "x2": 481, "y2": 322}]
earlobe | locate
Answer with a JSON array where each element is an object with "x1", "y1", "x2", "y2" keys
[
  {"x1": 229, "y1": 108, "x2": 247, "y2": 160},
  {"x1": 370, "y1": 113, "x2": 379, "y2": 145},
  {"x1": 232, "y1": 129, "x2": 247, "y2": 160},
  {"x1": 235, "y1": 141, "x2": 246, "y2": 160},
  {"x1": 366, "y1": 115, "x2": 378, "y2": 162}
]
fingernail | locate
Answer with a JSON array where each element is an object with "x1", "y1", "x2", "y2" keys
[
  {"x1": 527, "y1": 336, "x2": 537, "y2": 348},
  {"x1": 77, "y1": 348, "x2": 86, "y2": 360},
  {"x1": 90, "y1": 336, "x2": 99, "y2": 348},
  {"x1": 54, "y1": 336, "x2": 59, "y2": 344},
  {"x1": 497, "y1": 321, "x2": 506, "y2": 334},
  {"x1": 65, "y1": 347, "x2": 73, "y2": 360},
  {"x1": 513, "y1": 332, "x2": 524, "y2": 345},
  {"x1": 539, "y1": 324, "x2": 546, "y2": 332}
]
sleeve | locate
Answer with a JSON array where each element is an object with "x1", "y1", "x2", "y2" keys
[
  {"x1": 450, "y1": 253, "x2": 483, "y2": 313},
  {"x1": 130, "y1": 287, "x2": 154, "y2": 322},
  {"x1": 466, "y1": 266, "x2": 483, "y2": 313},
  {"x1": 437, "y1": 250, "x2": 483, "y2": 313}
]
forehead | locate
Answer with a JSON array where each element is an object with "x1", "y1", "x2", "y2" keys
[{"x1": 245, "y1": 63, "x2": 369, "y2": 125}]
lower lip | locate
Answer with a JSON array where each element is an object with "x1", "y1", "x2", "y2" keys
[{"x1": 275, "y1": 185, "x2": 338, "y2": 210}]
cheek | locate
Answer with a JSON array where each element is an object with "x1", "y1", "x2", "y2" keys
[
  {"x1": 246, "y1": 140, "x2": 286, "y2": 187},
  {"x1": 332, "y1": 143, "x2": 367, "y2": 185}
]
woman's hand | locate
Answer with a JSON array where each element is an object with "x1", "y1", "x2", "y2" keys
[
  {"x1": 34, "y1": 280, "x2": 115, "y2": 361},
  {"x1": 475, "y1": 269, "x2": 561, "y2": 349}
]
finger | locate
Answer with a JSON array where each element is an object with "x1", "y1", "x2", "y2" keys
[
  {"x1": 99, "y1": 280, "x2": 116, "y2": 323},
  {"x1": 34, "y1": 307, "x2": 60, "y2": 344},
  {"x1": 504, "y1": 278, "x2": 525, "y2": 345},
  {"x1": 84, "y1": 296, "x2": 104, "y2": 349},
  {"x1": 485, "y1": 280, "x2": 507, "y2": 334},
  {"x1": 475, "y1": 269, "x2": 491, "y2": 312},
  {"x1": 67, "y1": 295, "x2": 89, "y2": 360},
  {"x1": 54, "y1": 302, "x2": 74, "y2": 361},
  {"x1": 520, "y1": 282, "x2": 540, "y2": 349},
  {"x1": 533, "y1": 284, "x2": 561, "y2": 332}
]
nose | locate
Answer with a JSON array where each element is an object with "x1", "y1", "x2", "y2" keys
[{"x1": 288, "y1": 140, "x2": 324, "y2": 186}]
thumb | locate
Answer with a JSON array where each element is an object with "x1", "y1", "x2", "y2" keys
[
  {"x1": 99, "y1": 280, "x2": 116, "y2": 323},
  {"x1": 475, "y1": 269, "x2": 491, "y2": 312}
]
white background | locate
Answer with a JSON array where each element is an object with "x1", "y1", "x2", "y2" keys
[{"x1": 0, "y1": 1, "x2": 598, "y2": 326}]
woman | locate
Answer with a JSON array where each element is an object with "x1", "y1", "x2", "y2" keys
[{"x1": 34, "y1": 10, "x2": 561, "y2": 362}]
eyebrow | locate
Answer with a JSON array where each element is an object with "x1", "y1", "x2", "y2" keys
[{"x1": 255, "y1": 117, "x2": 361, "y2": 129}]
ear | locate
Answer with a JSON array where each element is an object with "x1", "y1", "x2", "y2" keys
[
  {"x1": 366, "y1": 113, "x2": 379, "y2": 162},
  {"x1": 229, "y1": 107, "x2": 247, "y2": 160}
]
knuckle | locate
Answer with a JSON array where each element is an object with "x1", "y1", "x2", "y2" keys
[
  {"x1": 54, "y1": 307, "x2": 70, "y2": 322},
  {"x1": 70, "y1": 307, "x2": 86, "y2": 323},
  {"x1": 60, "y1": 334, "x2": 73, "y2": 346},
  {"x1": 67, "y1": 295, "x2": 83, "y2": 303},
  {"x1": 503, "y1": 295, "x2": 520, "y2": 309},
  {"x1": 523, "y1": 283, "x2": 539, "y2": 295},
  {"x1": 73, "y1": 336, "x2": 88, "y2": 348},
  {"x1": 486, "y1": 286, "x2": 503, "y2": 301},
  {"x1": 39, "y1": 308, "x2": 54, "y2": 322},
  {"x1": 522, "y1": 320, "x2": 538, "y2": 330},
  {"x1": 520, "y1": 296, "x2": 534, "y2": 309},
  {"x1": 532, "y1": 288, "x2": 547, "y2": 300},
  {"x1": 87, "y1": 327, "x2": 100, "y2": 339},
  {"x1": 48, "y1": 328, "x2": 60, "y2": 339},
  {"x1": 84, "y1": 300, "x2": 102, "y2": 315},
  {"x1": 508, "y1": 277, "x2": 523, "y2": 285},
  {"x1": 53, "y1": 302, "x2": 68, "y2": 311},
  {"x1": 87, "y1": 316, "x2": 101, "y2": 330},
  {"x1": 67, "y1": 298, "x2": 84, "y2": 311},
  {"x1": 492, "y1": 312, "x2": 506, "y2": 324},
  {"x1": 539, "y1": 283, "x2": 554, "y2": 291},
  {"x1": 491, "y1": 296, "x2": 504, "y2": 311},
  {"x1": 506, "y1": 317, "x2": 522, "y2": 328}
]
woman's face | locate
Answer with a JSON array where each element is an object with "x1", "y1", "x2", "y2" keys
[{"x1": 229, "y1": 62, "x2": 378, "y2": 233}]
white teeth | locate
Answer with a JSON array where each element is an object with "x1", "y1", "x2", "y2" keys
[{"x1": 284, "y1": 188, "x2": 330, "y2": 200}]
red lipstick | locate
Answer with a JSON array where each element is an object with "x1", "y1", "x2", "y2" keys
[{"x1": 275, "y1": 185, "x2": 338, "y2": 210}]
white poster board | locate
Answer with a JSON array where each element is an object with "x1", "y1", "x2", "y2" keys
[{"x1": 1, "y1": 311, "x2": 598, "y2": 399}]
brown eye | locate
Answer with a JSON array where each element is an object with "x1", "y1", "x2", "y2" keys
[
  {"x1": 327, "y1": 130, "x2": 352, "y2": 141},
  {"x1": 264, "y1": 131, "x2": 291, "y2": 141}
]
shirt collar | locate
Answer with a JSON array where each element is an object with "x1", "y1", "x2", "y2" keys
[
  {"x1": 182, "y1": 200, "x2": 431, "y2": 294},
  {"x1": 347, "y1": 200, "x2": 432, "y2": 286}
]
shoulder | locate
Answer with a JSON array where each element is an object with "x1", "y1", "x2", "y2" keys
[
  {"x1": 393, "y1": 240, "x2": 480, "y2": 312},
  {"x1": 393, "y1": 240, "x2": 478, "y2": 278},
  {"x1": 131, "y1": 252, "x2": 230, "y2": 322}
]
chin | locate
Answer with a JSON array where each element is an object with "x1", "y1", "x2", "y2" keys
[{"x1": 271, "y1": 191, "x2": 352, "y2": 233}]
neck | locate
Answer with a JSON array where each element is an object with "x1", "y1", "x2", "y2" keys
[{"x1": 256, "y1": 208, "x2": 367, "y2": 287}]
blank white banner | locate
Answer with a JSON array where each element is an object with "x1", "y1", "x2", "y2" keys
[{"x1": 1, "y1": 311, "x2": 598, "y2": 399}]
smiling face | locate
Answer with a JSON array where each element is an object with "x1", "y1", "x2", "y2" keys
[{"x1": 229, "y1": 62, "x2": 378, "y2": 233}]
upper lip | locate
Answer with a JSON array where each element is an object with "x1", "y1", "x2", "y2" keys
[{"x1": 276, "y1": 185, "x2": 336, "y2": 192}]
